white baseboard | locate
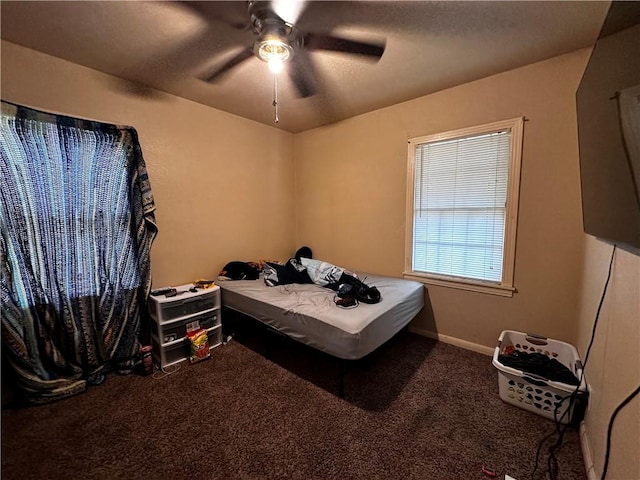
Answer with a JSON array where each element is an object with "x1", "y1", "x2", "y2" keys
[
  {"x1": 580, "y1": 421, "x2": 598, "y2": 480},
  {"x1": 409, "y1": 327, "x2": 494, "y2": 356}
]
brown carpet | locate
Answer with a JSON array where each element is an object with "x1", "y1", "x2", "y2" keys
[{"x1": 1, "y1": 330, "x2": 586, "y2": 480}]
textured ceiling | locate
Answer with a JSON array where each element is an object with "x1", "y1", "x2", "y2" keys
[{"x1": 1, "y1": 1, "x2": 611, "y2": 133}]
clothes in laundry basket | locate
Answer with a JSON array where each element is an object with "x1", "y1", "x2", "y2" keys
[{"x1": 497, "y1": 350, "x2": 580, "y2": 385}]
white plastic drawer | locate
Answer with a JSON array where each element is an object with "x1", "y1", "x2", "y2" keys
[
  {"x1": 148, "y1": 284, "x2": 220, "y2": 323},
  {"x1": 151, "y1": 309, "x2": 220, "y2": 344},
  {"x1": 152, "y1": 325, "x2": 223, "y2": 368}
]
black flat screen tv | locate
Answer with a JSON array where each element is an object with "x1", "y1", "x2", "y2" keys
[{"x1": 577, "y1": 1, "x2": 640, "y2": 251}]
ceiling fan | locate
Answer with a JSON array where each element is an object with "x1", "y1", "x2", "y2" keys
[{"x1": 199, "y1": 0, "x2": 386, "y2": 99}]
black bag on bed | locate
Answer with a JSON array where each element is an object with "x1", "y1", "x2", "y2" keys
[
  {"x1": 336, "y1": 281, "x2": 381, "y2": 304},
  {"x1": 354, "y1": 285, "x2": 381, "y2": 304}
]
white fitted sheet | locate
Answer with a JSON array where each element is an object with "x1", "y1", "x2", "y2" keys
[{"x1": 218, "y1": 273, "x2": 424, "y2": 360}]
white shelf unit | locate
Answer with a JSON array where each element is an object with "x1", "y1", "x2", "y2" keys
[{"x1": 148, "y1": 284, "x2": 222, "y2": 368}]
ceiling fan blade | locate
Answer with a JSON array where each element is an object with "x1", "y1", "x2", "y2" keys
[
  {"x1": 201, "y1": 48, "x2": 255, "y2": 83},
  {"x1": 304, "y1": 33, "x2": 385, "y2": 59},
  {"x1": 288, "y1": 50, "x2": 317, "y2": 98}
]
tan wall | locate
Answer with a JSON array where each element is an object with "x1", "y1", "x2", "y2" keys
[
  {"x1": 295, "y1": 49, "x2": 590, "y2": 349},
  {"x1": 577, "y1": 237, "x2": 639, "y2": 480},
  {"x1": 1, "y1": 40, "x2": 296, "y2": 287}
]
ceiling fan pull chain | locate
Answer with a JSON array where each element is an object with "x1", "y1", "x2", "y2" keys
[{"x1": 272, "y1": 74, "x2": 279, "y2": 124}]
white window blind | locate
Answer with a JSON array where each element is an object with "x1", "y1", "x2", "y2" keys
[{"x1": 413, "y1": 130, "x2": 510, "y2": 282}]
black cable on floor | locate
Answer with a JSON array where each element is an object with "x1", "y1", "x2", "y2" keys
[{"x1": 530, "y1": 431, "x2": 557, "y2": 480}]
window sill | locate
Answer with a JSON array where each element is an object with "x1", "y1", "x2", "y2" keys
[{"x1": 402, "y1": 272, "x2": 515, "y2": 297}]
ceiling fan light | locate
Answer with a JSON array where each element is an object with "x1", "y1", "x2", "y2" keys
[
  {"x1": 268, "y1": 57, "x2": 284, "y2": 75},
  {"x1": 256, "y1": 37, "x2": 292, "y2": 63}
]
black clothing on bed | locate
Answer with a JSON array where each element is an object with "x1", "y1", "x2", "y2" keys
[
  {"x1": 219, "y1": 261, "x2": 261, "y2": 280},
  {"x1": 263, "y1": 258, "x2": 381, "y2": 304}
]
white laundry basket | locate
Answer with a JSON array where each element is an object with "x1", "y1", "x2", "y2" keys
[{"x1": 492, "y1": 330, "x2": 588, "y2": 424}]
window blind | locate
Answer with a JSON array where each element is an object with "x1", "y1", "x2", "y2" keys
[{"x1": 412, "y1": 130, "x2": 511, "y2": 282}]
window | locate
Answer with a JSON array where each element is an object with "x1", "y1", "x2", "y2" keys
[{"x1": 404, "y1": 117, "x2": 524, "y2": 296}]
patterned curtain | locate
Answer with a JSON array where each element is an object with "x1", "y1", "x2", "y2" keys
[{"x1": 0, "y1": 101, "x2": 158, "y2": 404}]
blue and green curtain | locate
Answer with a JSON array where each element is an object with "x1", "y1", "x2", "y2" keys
[{"x1": 0, "y1": 101, "x2": 158, "y2": 404}]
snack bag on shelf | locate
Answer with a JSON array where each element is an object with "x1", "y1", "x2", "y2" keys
[{"x1": 186, "y1": 329, "x2": 211, "y2": 364}]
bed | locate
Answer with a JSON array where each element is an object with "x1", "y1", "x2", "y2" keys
[{"x1": 218, "y1": 273, "x2": 424, "y2": 394}]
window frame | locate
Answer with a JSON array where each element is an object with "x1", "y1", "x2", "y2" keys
[{"x1": 404, "y1": 117, "x2": 524, "y2": 297}]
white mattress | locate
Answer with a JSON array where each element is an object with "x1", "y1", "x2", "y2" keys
[{"x1": 218, "y1": 273, "x2": 424, "y2": 360}]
